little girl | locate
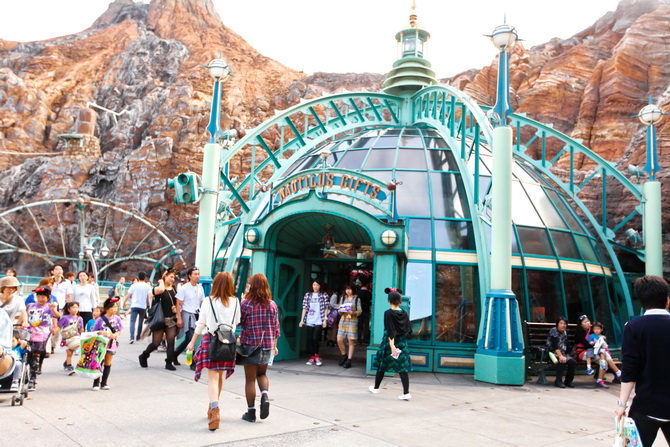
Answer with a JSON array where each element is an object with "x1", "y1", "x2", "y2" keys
[
  {"x1": 369, "y1": 288, "x2": 412, "y2": 400},
  {"x1": 86, "y1": 307, "x2": 102, "y2": 332},
  {"x1": 58, "y1": 302, "x2": 84, "y2": 375},
  {"x1": 91, "y1": 298, "x2": 122, "y2": 390}
]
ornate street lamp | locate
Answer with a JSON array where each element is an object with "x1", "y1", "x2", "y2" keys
[
  {"x1": 475, "y1": 23, "x2": 525, "y2": 386},
  {"x1": 195, "y1": 57, "x2": 233, "y2": 296},
  {"x1": 84, "y1": 236, "x2": 110, "y2": 283},
  {"x1": 633, "y1": 98, "x2": 666, "y2": 276},
  {"x1": 486, "y1": 23, "x2": 518, "y2": 127}
]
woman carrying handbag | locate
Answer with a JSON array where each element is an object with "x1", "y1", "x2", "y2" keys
[
  {"x1": 138, "y1": 270, "x2": 182, "y2": 370},
  {"x1": 186, "y1": 272, "x2": 240, "y2": 431},
  {"x1": 238, "y1": 273, "x2": 280, "y2": 423}
]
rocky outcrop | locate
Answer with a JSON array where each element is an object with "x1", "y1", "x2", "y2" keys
[{"x1": 1, "y1": 0, "x2": 670, "y2": 273}]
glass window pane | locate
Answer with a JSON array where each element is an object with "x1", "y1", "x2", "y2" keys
[
  {"x1": 409, "y1": 219, "x2": 432, "y2": 248},
  {"x1": 545, "y1": 189, "x2": 584, "y2": 232},
  {"x1": 374, "y1": 136, "x2": 399, "y2": 148},
  {"x1": 335, "y1": 149, "x2": 368, "y2": 169},
  {"x1": 363, "y1": 148, "x2": 395, "y2": 169},
  {"x1": 280, "y1": 154, "x2": 319, "y2": 179},
  {"x1": 430, "y1": 172, "x2": 469, "y2": 218},
  {"x1": 526, "y1": 270, "x2": 562, "y2": 323},
  {"x1": 402, "y1": 128, "x2": 421, "y2": 136},
  {"x1": 550, "y1": 230, "x2": 581, "y2": 259},
  {"x1": 396, "y1": 149, "x2": 426, "y2": 169},
  {"x1": 350, "y1": 137, "x2": 375, "y2": 149},
  {"x1": 575, "y1": 235, "x2": 599, "y2": 263},
  {"x1": 435, "y1": 265, "x2": 478, "y2": 343},
  {"x1": 591, "y1": 275, "x2": 617, "y2": 343},
  {"x1": 362, "y1": 170, "x2": 393, "y2": 185},
  {"x1": 399, "y1": 135, "x2": 423, "y2": 148},
  {"x1": 563, "y1": 272, "x2": 591, "y2": 324},
  {"x1": 516, "y1": 226, "x2": 554, "y2": 256},
  {"x1": 427, "y1": 148, "x2": 459, "y2": 171},
  {"x1": 394, "y1": 171, "x2": 431, "y2": 216},
  {"x1": 425, "y1": 138, "x2": 448, "y2": 149},
  {"x1": 511, "y1": 181, "x2": 544, "y2": 227},
  {"x1": 405, "y1": 262, "x2": 433, "y2": 341},
  {"x1": 484, "y1": 223, "x2": 520, "y2": 254},
  {"x1": 434, "y1": 220, "x2": 474, "y2": 250},
  {"x1": 523, "y1": 184, "x2": 568, "y2": 229}
]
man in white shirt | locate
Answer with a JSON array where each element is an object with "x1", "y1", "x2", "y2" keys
[
  {"x1": 125, "y1": 272, "x2": 152, "y2": 343},
  {"x1": 174, "y1": 267, "x2": 205, "y2": 364},
  {"x1": 50, "y1": 264, "x2": 73, "y2": 354}
]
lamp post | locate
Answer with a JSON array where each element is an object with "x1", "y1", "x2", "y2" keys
[
  {"x1": 635, "y1": 99, "x2": 665, "y2": 276},
  {"x1": 82, "y1": 236, "x2": 109, "y2": 284},
  {"x1": 474, "y1": 23, "x2": 525, "y2": 385},
  {"x1": 195, "y1": 58, "x2": 232, "y2": 296}
]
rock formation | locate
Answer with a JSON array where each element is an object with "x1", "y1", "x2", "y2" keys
[{"x1": 0, "y1": 0, "x2": 668, "y2": 274}]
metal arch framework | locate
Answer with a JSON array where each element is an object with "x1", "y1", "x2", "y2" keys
[
  {"x1": 214, "y1": 86, "x2": 645, "y2": 312},
  {"x1": 215, "y1": 92, "x2": 405, "y2": 270},
  {"x1": 409, "y1": 85, "x2": 643, "y2": 312},
  {"x1": 0, "y1": 198, "x2": 185, "y2": 279}
]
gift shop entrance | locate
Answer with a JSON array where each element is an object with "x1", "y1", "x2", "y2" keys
[{"x1": 245, "y1": 193, "x2": 407, "y2": 365}]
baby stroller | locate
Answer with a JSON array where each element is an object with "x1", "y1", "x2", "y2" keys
[{"x1": 0, "y1": 311, "x2": 31, "y2": 406}]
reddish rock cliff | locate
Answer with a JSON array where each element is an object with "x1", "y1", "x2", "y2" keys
[{"x1": 0, "y1": 0, "x2": 668, "y2": 274}]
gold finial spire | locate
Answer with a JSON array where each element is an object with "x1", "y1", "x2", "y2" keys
[{"x1": 408, "y1": 0, "x2": 421, "y2": 29}]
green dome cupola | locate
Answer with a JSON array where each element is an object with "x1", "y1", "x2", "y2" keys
[{"x1": 383, "y1": 3, "x2": 438, "y2": 97}]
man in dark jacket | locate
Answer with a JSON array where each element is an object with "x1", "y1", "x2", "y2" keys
[{"x1": 615, "y1": 275, "x2": 670, "y2": 446}]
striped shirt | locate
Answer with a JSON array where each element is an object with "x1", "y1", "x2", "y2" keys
[{"x1": 239, "y1": 299, "x2": 280, "y2": 350}]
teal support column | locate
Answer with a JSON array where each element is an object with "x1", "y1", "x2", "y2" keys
[
  {"x1": 366, "y1": 252, "x2": 399, "y2": 375},
  {"x1": 195, "y1": 142, "x2": 222, "y2": 293},
  {"x1": 474, "y1": 126, "x2": 525, "y2": 385},
  {"x1": 643, "y1": 180, "x2": 663, "y2": 276}
]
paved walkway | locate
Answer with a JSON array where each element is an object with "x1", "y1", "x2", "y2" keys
[{"x1": 2, "y1": 325, "x2": 668, "y2": 447}]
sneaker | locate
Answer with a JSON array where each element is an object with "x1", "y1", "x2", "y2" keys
[
  {"x1": 314, "y1": 355, "x2": 323, "y2": 366},
  {"x1": 129, "y1": 340, "x2": 134, "y2": 344},
  {"x1": 586, "y1": 368, "x2": 595, "y2": 375},
  {"x1": 92, "y1": 385, "x2": 100, "y2": 391},
  {"x1": 596, "y1": 380, "x2": 609, "y2": 389},
  {"x1": 66, "y1": 365, "x2": 75, "y2": 376},
  {"x1": 306, "y1": 356, "x2": 315, "y2": 366},
  {"x1": 612, "y1": 376, "x2": 622, "y2": 384},
  {"x1": 63, "y1": 361, "x2": 68, "y2": 371},
  {"x1": 398, "y1": 393, "x2": 412, "y2": 400},
  {"x1": 343, "y1": 359, "x2": 352, "y2": 368},
  {"x1": 260, "y1": 394, "x2": 270, "y2": 420},
  {"x1": 242, "y1": 409, "x2": 256, "y2": 422},
  {"x1": 565, "y1": 382, "x2": 575, "y2": 388},
  {"x1": 368, "y1": 386, "x2": 380, "y2": 394},
  {"x1": 101, "y1": 385, "x2": 110, "y2": 390},
  {"x1": 10, "y1": 380, "x2": 19, "y2": 391},
  {"x1": 554, "y1": 381, "x2": 566, "y2": 389},
  {"x1": 27, "y1": 381, "x2": 36, "y2": 391},
  {"x1": 338, "y1": 355, "x2": 348, "y2": 366}
]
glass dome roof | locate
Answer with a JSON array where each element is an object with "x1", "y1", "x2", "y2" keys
[{"x1": 278, "y1": 125, "x2": 612, "y2": 268}]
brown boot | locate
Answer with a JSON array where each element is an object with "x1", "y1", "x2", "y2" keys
[{"x1": 208, "y1": 407, "x2": 220, "y2": 431}]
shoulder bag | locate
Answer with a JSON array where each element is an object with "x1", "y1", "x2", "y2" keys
[
  {"x1": 236, "y1": 330, "x2": 267, "y2": 365},
  {"x1": 207, "y1": 297, "x2": 238, "y2": 362},
  {"x1": 147, "y1": 297, "x2": 165, "y2": 332}
]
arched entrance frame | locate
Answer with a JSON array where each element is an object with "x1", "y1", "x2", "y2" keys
[{"x1": 243, "y1": 191, "x2": 406, "y2": 370}]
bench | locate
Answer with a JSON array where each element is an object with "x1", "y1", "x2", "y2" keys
[
  {"x1": 523, "y1": 321, "x2": 621, "y2": 385},
  {"x1": 523, "y1": 321, "x2": 577, "y2": 384}
]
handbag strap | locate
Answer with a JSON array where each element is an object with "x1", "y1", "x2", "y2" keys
[
  {"x1": 209, "y1": 296, "x2": 238, "y2": 328},
  {"x1": 101, "y1": 315, "x2": 117, "y2": 333}
]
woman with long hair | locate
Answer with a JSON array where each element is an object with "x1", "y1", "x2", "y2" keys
[
  {"x1": 186, "y1": 272, "x2": 240, "y2": 431},
  {"x1": 138, "y1": 269, "x2": 182, "y2": 370},
  {"x1": 238, "y1": 273, "x2": 280, "y2": 423},
  {"x1": 72, "y1": 271, "x2": 99, "y2": 328}
]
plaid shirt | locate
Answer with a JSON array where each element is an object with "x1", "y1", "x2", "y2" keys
[
  {"x1": 239, "y1": 299, "x2": 280, "y2": 350},
  {"x1": 301, "y1": 292, "x2": 330, "y2": 324}
]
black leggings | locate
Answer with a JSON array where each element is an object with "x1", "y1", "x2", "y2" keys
[
  {"x1": 306, "y1": 325, "x2": 322, "y2": 356},
  {"x1": 630, "y1": 410, "x2": 670, "y2": 447},
  {"x1": 375, "y1": 369, "x2": 410, "y2": 394},
  {"x1": 142, "y1": 325, "x2": 177, "y2": 363}
]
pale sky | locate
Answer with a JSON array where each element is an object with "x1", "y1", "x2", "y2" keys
[{"x1": 0, "y1": 0, "x2": 622, "y2": 77}]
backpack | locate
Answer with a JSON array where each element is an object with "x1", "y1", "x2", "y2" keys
[{"x1": 108, "y1": 287, "x2": 115, "y2": 298}]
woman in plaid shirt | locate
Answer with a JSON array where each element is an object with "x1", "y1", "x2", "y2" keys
[
  {"x1": 239, "y1": 273, "x2": 280, "y2": 423},
  {"x1": 299, "y1": 280, "x2": 330, "y2": 366}
]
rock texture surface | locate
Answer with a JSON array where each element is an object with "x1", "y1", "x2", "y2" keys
[{"x1": 0, "y1": 0, "x2": 668, "y2": 273}]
